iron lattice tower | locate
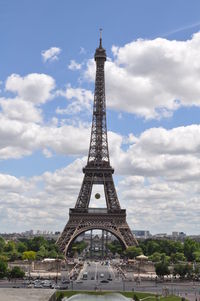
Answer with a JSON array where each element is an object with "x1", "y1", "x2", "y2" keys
[{"x1": 57, "y1": 33, "x2": 138, "y2": 255}]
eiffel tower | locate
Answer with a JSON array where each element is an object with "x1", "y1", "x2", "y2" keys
[{"x1": 57, "y1": 31, "x2": 138, "y2": 255}]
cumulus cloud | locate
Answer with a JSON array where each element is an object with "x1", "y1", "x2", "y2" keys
[
  {"x1": 0, "y1": 160, "x2": 85, "y2": 232},
  {"x1": 85, "y1": 32, "x2": 200, "y2": 119},
  {"x1": 68, "y1": 60, "x2": 82, "y2": 70},
  {"x1": 0, "y1": 97, "x2": 42, "y2": 123},
  {"x1": 56, "y1": 85, "x2": 93, "y2": 115},
  {"x1": 0, "y1": 115, "x2": 90, "y2": 159},
  {"x1": 1, "y1": 123, "x2": 200, "y2": 233},
  {"x1": 6, "y1": 73, "x2": 55, "y2": 104},
  {"x1": 41, "y1": 47, "x2": 61, "y2": 62}
]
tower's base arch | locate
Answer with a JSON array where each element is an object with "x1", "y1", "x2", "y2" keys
[{"x1": 57, "y1": 208, "x2": 138, "y2": 256}]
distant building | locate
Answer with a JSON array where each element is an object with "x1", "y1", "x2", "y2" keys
[
  {"x1": 132, "y1": 230, "x2": 151, "y2": 239},
  {"x1": 172, "y1": 231, "x2": 186, "y2": 239},
  {"x1": 154, "y1": 233, "x2": 168, "y2": 238}
]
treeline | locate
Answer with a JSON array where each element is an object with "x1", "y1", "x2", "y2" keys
[
  {"x1": 108, "y1": 238, "x2": 200, "y2": 263},
  {"x1": 0, "y1": 236, "x2": 64, "y2": 262}
]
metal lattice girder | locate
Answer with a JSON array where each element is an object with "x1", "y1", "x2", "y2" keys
[
  {"x1": 56, "y1": 209, "x2": 138, "y2": 255},
  {"x1": 56, "y1": 35, "x2": 138, "y2": 255}
]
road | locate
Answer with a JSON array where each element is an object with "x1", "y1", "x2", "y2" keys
[
  {"x1": 75, "y1": 261, "x2": 200, "y2": 300},
  {"x1": 0, "y1": 261, "x2": 200, "y2": 301}
]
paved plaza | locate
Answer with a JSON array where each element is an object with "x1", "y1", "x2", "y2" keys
[{"x1": 0, "y1": 288, "x2": 55, "y2": 301}]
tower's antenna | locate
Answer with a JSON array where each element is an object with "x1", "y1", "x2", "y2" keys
[{"x1": 99, "y1": 28, "x2": 103, "y2": 47}]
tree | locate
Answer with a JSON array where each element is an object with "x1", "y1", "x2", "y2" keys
[
  {"x1": 22, "y1": 251, "x2": 36, "y2": 279},
  {"x1": 27, "y1": 237, "x2": 48, "y2": 252},
  {"x1": 9, "y1": 250, "x2": 21, "y2": 262},
  {"x1": 22, "y1": 251, "x2": 36, "y2": 261},
  {"x1": 4, "y1": 241, "x2": 15, "y2": 253},
  {"x1": 0, "y1": 259, "x2": 8, "y2": 279},
  {"x1": 0, "y1": 237, "x2": 5, "y2": 253},
  {"x1": 36, "y1": 246, "x2": 48, "y2": 259},
  {"x1": 146, "y1": 240, "x2": 161, "y2": 255},
  {"x1": 173, "y1": 263, "x2": 192, "y2": 279},
  {"x1": 124, "y1": 246, "x2": 143, "y2": 259},
  {"x1": 193, "y1": 251, "x2": 200, "y2": 262},
  {"x1": 9, "y1": 266, "x2": 25, "y2": 279},
  {"x1": 48, "y1": 250, "x2": 58, "y2": 258},
  {"x1": 155, "y1": 262, "x2": 170, "y2": 278},
  {"x1": 184, "y1": 238, "x2": 199, "y2": 261},
  {"x1": 17, "y1": 242, "x2": 27, "y2": 253},
  {"x1": 108, "y1": 241, "x2": 122, "y2": 255},
  {"x1": 149, "y1": 252, "x2": 162, "y2": 262},
  {"x1": 171, "y1": 252, "x2": 186, "y2": 263}
]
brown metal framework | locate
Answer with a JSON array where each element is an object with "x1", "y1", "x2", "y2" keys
[{"x1": 56, "y1": 34, "x2": 138, "y2": 255}]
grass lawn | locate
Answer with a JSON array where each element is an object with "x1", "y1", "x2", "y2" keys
[{"x1": 56, "y1": 290, "x2": 182, "y2": 301}]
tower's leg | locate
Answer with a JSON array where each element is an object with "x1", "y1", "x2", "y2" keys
[
  {"x1": 90, "y1": 229, "x2": 93, "y2": 259},
  {"x1": 101, "y1": 230, "x2": 104, "y2": 259},
  {"x1": 105, "y1": 231, "x2": 108, "y2": 258}
]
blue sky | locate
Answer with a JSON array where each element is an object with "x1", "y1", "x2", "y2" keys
[{"x1": 1, "y1": 0, "x2": 200, "y2": 234}]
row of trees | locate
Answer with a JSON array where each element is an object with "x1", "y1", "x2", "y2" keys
[
  {"x1": 0, "y1": 236, "x2": 64, "y2": 262},
  {"x1": 108, "y1": 238, "x2": 200, "y2": 263},
  {"x1": 139, "y1": 238, "x2": 200, "y2": 262}
]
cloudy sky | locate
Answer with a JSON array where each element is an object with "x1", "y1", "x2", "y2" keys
[{"x1": 1, "y1": 0, "x2": 200, "y2": 235}]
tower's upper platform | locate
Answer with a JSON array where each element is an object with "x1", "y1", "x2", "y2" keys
[{"x1": 94, "y1": 31, "x2": 106, "y2": 61}]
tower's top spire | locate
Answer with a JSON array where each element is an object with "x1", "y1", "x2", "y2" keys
[
  {"x1": 99, "y1": 28, "x2": 102, "y2": 48},
  {"x1": 95, "y1": 28, "x2": 106, "y2": 61}
]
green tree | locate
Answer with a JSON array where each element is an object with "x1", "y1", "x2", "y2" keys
[
  {"x1": 184, "y1": 238, "x2": 199, "y2": 261},
  {"x1": 27, "y1": 237, "x2": 47, "y2": 252},
  {"x1": 0, "y1": 237, "x2": 5, "y2": 253},
  {"x1": 36, "y1": 246, "x2": 48, "y2": 259},
  {"x1": 4, "y1": 241, "x2": 15, "y2": 253},
  {"x1": 193, "y1": 251, "x2": 200, "y2": 262},
  {"x1": 22, "y1": 251, "x2": 36, "y2": 261},
  {"x1": 124, "y1": 246, "x2": 143, "y2": 259},
  {"x1": 9, "y1": 266, "x2": 25, "y2": 279},
  {"x1": 149, "y1": 252, "x2": 162, "y2": 262},
  {"x1": 108, "y1": 241, "x2": 122, "y2": 255},
  {"x1": 155, "y1": 261, "x2": 170, "y2": 278},
  {"x1": 173, "y1": 263, "x2": 192, "y2": 279},
  {"x1": 171, "y1": 252, "x2": 186, "y2": 263},
  {"x1": 9, "y1": 250, "x2": 21, "y2": 262},
  {"x1": 0, "y1": 259, "x2": 8, "y2": 279},
  {"x1": 22, "y1": 251, "x2": 36, "y2": 279},
  {"x1": 146, "y1": 240, "x2": 161, "y2": 255},
  {"x1": 17, "y1": 242, "x2": 27, "y2": 253},
  {"x1": 48, "y1": 250, "x2": 58, "y2": 258},
  {"x1": 0, "y1": 255, "x2": 8, "y2": 262}
]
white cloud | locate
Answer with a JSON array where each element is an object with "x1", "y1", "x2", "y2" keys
[
  {"x1": 68, "y1": 60, "x2": 82, "y2": 70},
  {"x1": 56, "y1": 85, "x2": 93, "y2": 115},
  {"x1": 112, "y1": 124, "x2": 200, "y2": 183},
  {"x1": 1, "y1": 123, "x2": 200, "y2": 234},
  {"x1": 0, "y1": 97, "x2": 42, "y2": 123},
  {"x1": 6, "y1": 73, "x2": 55, "y2": 104},
  {"x1": 0, "y1": 160, "x2": 85, "y2": 232},
  {"x1": 0, "y1": 115, "x2": 90, "y2": 159},
  {"x1": 85, "y1": 32, "x2": 200, "y2": 119},
  {"x1": 41, "y1": 47, "x2": 61, "y2": 62}
]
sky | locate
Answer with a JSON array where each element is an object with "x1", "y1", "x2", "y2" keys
[{"x1": 1, "y1": 0, "x2": 200, "y2": 235}]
